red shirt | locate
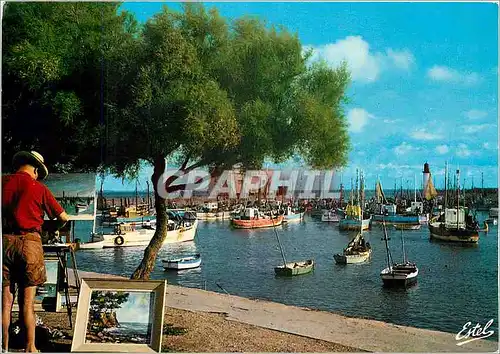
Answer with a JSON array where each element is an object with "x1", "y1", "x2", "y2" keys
[{"x1": 2, "y1": 171, "x2": 64, "y2": 233}]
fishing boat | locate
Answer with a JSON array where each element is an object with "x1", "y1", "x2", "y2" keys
[
  {"x1": 274, "y1": 260, "x2": 314, "y2": 276},
  {"x1": 489, "y1": 208, "x2": 498, "y2": 218},
  {"x1": 335, "y1": 174, "x2": 372, "y2": 264},
  {"x1": 271, "y1": 209, "x2": 314, "y2": 277},
  {"x1": 283, "y1": 206, "x2": 304, "y2": 223},
  {"x1": 339, "y1": 170, "x2": 371, "y2": 231},
  {"x1": 231, "y1": 207, "x2": 284, "y2": 229},
  {"x1": 380, "y1": 221, "x2": 419, "y2": 287},
  {"x1": 429, "y1": 208, "x2": 479, "y2": 243},
  {"x1": 162, "y1": 253, "x2": 201, "y2": 270},
  {"x1": 339, "y1": 204, "x2": 371, "y2": 231},
  {"x1": 334, "y1": 232, "x2": 371, "y2": 264},
  {"x1": 75, "y1": 203, "x2": 88, "y2": 213},
  {"x1": 321, "y1": 209, "x2": 340, "y2": 222},
  {"x1": 428, "y1": 168, "x2": 479, "y2": 244},
  {"x1": 77, "y1": 219, "x2": 198, "y2": 249}
]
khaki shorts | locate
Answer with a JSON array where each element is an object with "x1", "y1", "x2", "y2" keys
[{"x1": 2, "y1": 233, "x2": 47, "y2": 287}]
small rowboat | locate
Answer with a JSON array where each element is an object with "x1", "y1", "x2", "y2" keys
[
  {"x1": 162, "y1": 253, "x2": 201, "y2": 270},
  {"x1": 274, "y1": 259, "x2": 314, "y2": 276}
]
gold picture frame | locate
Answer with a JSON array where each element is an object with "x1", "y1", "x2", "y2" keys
[{"x1": 71, "y1": 278, "x2": 166, "y2": 353}]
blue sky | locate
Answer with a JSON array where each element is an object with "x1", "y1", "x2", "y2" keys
[{"x1": 103, "y1": 2, "x2": 498, "y2": 190}]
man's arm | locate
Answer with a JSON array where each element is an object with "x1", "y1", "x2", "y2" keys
[{"x1": 54, "y1": 211, "x2": 70, "y2": 230}]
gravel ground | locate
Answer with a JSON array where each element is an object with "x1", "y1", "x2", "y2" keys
[{"x1": 9, "y1": 308, "x2": 363, "y2": 352}]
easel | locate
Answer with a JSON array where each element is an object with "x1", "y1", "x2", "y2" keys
[{"x1": 42, "y1": 242, "x2": 80, "y2": 329}]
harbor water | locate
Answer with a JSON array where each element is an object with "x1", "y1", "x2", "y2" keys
[{"x1": 74, "y1": 212, "x2": 498, "y2": 340}]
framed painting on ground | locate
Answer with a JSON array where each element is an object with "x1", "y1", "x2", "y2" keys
[
  {"x1": 71, "y1": 278, "x2": 167, "y2": 353},
  {"x1": 36, "y1": 256, "x2": 63, "y2": 311}
]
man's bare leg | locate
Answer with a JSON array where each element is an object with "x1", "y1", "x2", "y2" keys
[
  {"x1": 2, "y1": 284, "x2": 15, "y2": 351},
  {"x1": 18, "y1": 286, "x2": 38, "y2": 352}
]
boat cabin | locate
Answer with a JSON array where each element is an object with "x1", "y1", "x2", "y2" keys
[
  {"x1": 444, "y1": 208, "x2": 466, "y2": 229},
  {"x1": 380, "y1": 204, "x2": 397, "y2": 215},
  {"x1": 240, "y1": 207, "x2": 259, "y2": 220},
  {"x1": 410, "y1": 202, "x2": 423, "y2": 214}
]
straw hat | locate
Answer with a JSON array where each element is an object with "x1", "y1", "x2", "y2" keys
[{"x1": 12, "y1": 151, "x2": 49, "y2": 180}]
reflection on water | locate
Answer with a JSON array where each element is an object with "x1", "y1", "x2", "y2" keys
[{"x1": 75, "y1": 213, "x2": 498, "y2": 339}]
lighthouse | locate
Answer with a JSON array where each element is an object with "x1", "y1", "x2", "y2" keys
[{"x1": 423, "y1": 162, "x2": 430, "y2": 192}]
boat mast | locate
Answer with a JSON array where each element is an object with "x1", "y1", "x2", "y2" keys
[
  {"x1": 414, "y1": 174, "x2": 416, "y2": 203},
  {"x1": 271, "y1": 216, "x2": 287, "y2": 267},
  {"x1": 444, "y1": 162, "x2": 448, "y2": 209},
  {"x1": 400, "y1": 229, "x2": 406, "y2": 263},
  {"x1": 382, "y1": 220, "x2": 392, "y2": 269},
  {"x1": 456, "y1": 168, "x2": 460, "y2": 230}
]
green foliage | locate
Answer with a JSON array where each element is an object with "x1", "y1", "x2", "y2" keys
[
  {"x1": 2, "y1": 2, "x2": 139, "y2": 172},
  {"x1": 90, "y1": 291, "x2": 130, "y2": 313}
]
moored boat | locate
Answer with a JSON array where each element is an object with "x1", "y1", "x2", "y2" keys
[
  {"x1": 380, "y1": 221, "x2": 419, "y2": 287},
  {"x1": 274, "y1": 260, "x2": 314, "y2": 276},
  {"x1": 334, "y1": 232, "x2": 371, "y2": 264},
  {"x1": 339, "y1": 216, "x2": 370, "y2": 231},
  {"x1": 321, "y1": 209, "x2": 340, "y2": 222},
  {"x1": 77, "y1": 219, "x2": 198, "y2": 249},
  {"x1": 231, "y1": 207, "x2": 284, "y2": 229},
  {"x1": 283, "y1": 206, "x2": 304, "y2": 223},
  {"x1": 162, "y1": 253, "x2": 201, "y2": 270}
]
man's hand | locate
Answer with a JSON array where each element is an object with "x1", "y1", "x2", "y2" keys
[{"x1": 54, "y1": 211, "x2": 70, "y2": 230}]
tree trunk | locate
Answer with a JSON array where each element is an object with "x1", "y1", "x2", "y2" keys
[
  {"x1": 131, "y1": 156, "x2": 168, "y2": 280},
  {"x1": 130, "y1": 157, "x2": 209, "y2": 280}
]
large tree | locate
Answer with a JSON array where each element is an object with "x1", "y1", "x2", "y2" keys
[
  {"x1": 3, "y1": 2, "x2": 351, "y2": 280},
  {"x1": 106, "y1": 4, "x2": 351, "y2": 279}
]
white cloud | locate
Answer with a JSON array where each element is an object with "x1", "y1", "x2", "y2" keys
[
  {"x1": 435, "y1": 145, "x2": 449, "y2": 154},
  {"x1": 410, "y1": 128, "x2": 443, "y2": 141},
  {"x1": 456, "y1": 144, "x2": 472, "y2": 157},
  {"x1": 347, "y1": 108, "x2": 373, "y2": 133},
  {"x1": 482, "y1": 142, "x2": 496, "y2": 150},
  {"x1": 462, "y1": 124, "x2": 495, "y2": 134},
  {"x1": 464, "y1": 109, "x2": 488, "y2": 120},
  {"x1": 394, "y1": 142, "x2": 415, "y2": 155},
  {"x1": 307, "y1": 36, "x2": 415, "y2": 83},
  {"x1": 382, "y1": 118, "x2": 402, "y2": 124},
  {"x1": 427, "y1": 65, "x2": 481, "y2": 85},
  {"x1": 386, "y1": 48, "x2": 415, "y2": 70}
]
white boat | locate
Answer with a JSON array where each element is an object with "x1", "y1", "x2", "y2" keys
[
  {"x1": 380, "y1": 220, "x2": 418, "y2": 287},
  {"x1": 489, "y1": 208, "x2": 498, "y2": 218},
  {"x1": 162, "y1": 253, "x2": 201, "y2": 270},
  {"x1": 283, "y1": 206, "x2": 304, "y2": 223},
  {"x1": 321, "y1": 209, "x2": 340, "y2": 222},
  {"x1": 333, "y1": 232, "x2": 371, "y2": 264},
  {"x1": 77, "y1": 219, "x2": 198, "y2": 249},
  {"x1": 485, "y1": 218, "x2": 498, "y2": 226}
]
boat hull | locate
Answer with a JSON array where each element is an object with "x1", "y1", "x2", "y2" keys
[
  {"x1": 274, "y1": 260, "x2": 314, "y2": 276},
  {"x1": 428, "y1": 222, "x2": 479, "y2": 243},
  {"x1": 334, "y1": 250, "x2": 371, "y2": 264},
  {"x1": 284, "y1": 212, "x2": 304, "y2": 223},
  {"x1": 81, "y1": 220, "x2": 198, "y2": 249},
  {"x1": 371, "y1": 214, "x2": 420, "y2": 224},
  {"x1": 163, "y1": 255, "x2": 201, "y2": 270},
  {"x1": 380, "y1": 266, "x2": 418, "y2": 287},
  {"x1": 339, "y1": 218, "x2": 370, "y2": 231},
  {"x1": 231, "y1": 216, "x2": 284, "y2": 229}
]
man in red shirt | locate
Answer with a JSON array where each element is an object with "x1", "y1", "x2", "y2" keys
[{"x1": 2, "y1": 151, "x2": 69, "y2": 353}]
